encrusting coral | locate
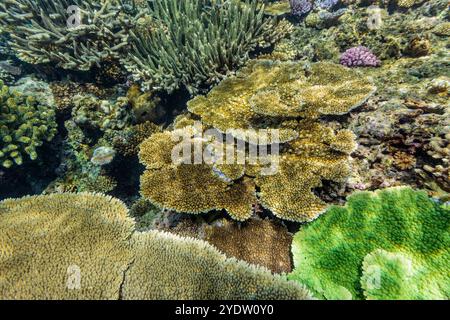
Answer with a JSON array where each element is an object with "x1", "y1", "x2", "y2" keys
[
  {"x1": 0, "y1": 0, "x2": 131, "y2": 71},
  {"x1": 0, "y1": 80, "x2": 57, "y2": 168},
  {"x1": 123, "y1": 0, "x2": 292, "y2": 94},
  {"x1": 0, "y1": 193, "x2": 312, "y2": 300},
  {"x1": 288, "y1": 187, "x2": 450, "y2": 300}
]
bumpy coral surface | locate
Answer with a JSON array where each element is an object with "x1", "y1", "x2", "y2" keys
[
  {"x1": 0, "y1": 80, "x2": 57, "y2": 168},
  {"x1": 0, "y1": 193, "x2": 312, "y2": 300},
  {"x1": 289, "y1": 187, "x2": 450, "y2": 300}
]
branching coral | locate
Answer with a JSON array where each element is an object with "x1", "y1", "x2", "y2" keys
[
  {"x1": 0, "y1": 193, "x2": 312, "y2": 300},
  {"x1": 0, "y1": 0, "x2": 131, "y2": 71},
  {"x1": 123, "y1": 0, "x2": 292, "y2": 93},
  {"x1": 0, "y1": 80, "x2": 57, "y2": 168},
  {"x1": 288, "y1": 187, "x2": 450, "y2": 300}
]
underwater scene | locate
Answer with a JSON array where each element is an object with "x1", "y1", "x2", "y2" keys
[{"x1": 0, "y1": 0, "x2": 449, "y2": 301}]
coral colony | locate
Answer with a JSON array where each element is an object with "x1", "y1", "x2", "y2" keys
[{"x1": 0, "y1": 0, "x2": 449, "y2": 301}]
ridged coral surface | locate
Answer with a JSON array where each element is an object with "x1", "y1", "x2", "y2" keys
[{"x1": 289, "y1": 187, "x2": 450, "y2": 300}]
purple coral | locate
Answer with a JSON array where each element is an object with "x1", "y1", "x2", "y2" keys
[
  {"x1": 289, "y1": 0, "x2": 313, "y2": 16},
  {"x1": 340, "y1": 46, "x2": 381, "y2": 68}
]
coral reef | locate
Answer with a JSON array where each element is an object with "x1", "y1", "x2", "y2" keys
[
  {"x1": 288, "y1": 187, "x2": 450, "y2": 300},
  {"x1": 123, "y1": 0, "x2": 292, "y2": 93},
  {"x1": 0, "y1": 0, "x2": 132, "y2": 71},
  {"x1": 188, "y1": 60, "x2": 376, "y2": 134},
  {"x1": 139, "y1": 60, "x2": 370, "y2": 222},
  {"x1": 0, "y1": 193, "x2": 312, "y2": 300},
  {"x1": 0, "y1": 80, "x2": 57, "y2": 168}
]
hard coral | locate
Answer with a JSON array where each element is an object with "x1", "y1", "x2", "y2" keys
[
  {"x1": 188, "y1": 60, "x2": 376, "y2": 137},
  {"x1": 0, "y1": 193, "x2": 312, "y2": 300},
  {"x1": 0, "y1": 80, "x2": 57, "y2": 168},
  {"x1": 0, "y1": 0, "x2": 131, "y2": 71},
  {"x1": 340, "y1": 46, "x2": 381, "y2": 68},
  {"x1": 289, "y1": 187, "x2": 450, "y2": 300},
  {"x1": 123, "y1": 0, "x2": 291, "y2": 94}
]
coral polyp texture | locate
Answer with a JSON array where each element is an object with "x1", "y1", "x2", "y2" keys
[
  {"x1": 0, "y1": 193, "x2": 312, "y2": 300},
  {"x1": 288, "y1": 187, "x2": 450, "y2": 300},
  {"x1": 123, "y1": 0, "x2": 292, "y2": 93},
  {"x1": 0, "y1": 80, "x2": 57, "y2": 168},
  {"x1": 0, "y1": 0, "x2": 131, "y2": 71}
]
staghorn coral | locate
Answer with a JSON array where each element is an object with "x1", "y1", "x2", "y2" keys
[
  {"x1": 0, "y1": 0, "x2": 131, "y2": 71},
  {"x1": 122, "y1": 230, "x2": 310, "y2": 300},
  {"x1": 188, "y1": 60, "x2": 375, "y2": 138},
  {"x1": 0, "y1": 193, "x2": 312, "y2": 300},
  {"x1": 288, "y1": 187, "x2": 450, "y2": 300},
  {"x1": 0, "y1": 80, "x2": 57, "y2": 168},
  {"x1": 123, "y1": 0, "x2": 292, "y2": 94}
]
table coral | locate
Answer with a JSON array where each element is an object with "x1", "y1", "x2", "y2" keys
[
  {"x1": 0, "y1": 193, "x2": 312, "y2": 300},
  {"x1": 0, "y1": 80, "x2": 57, "y2": 168},
  {"x1": 188, "y1": 60, "x2": 375, "y2": 136},
  {"x1": 288, "y1": 187, "x2": 450, "y2": 300}
]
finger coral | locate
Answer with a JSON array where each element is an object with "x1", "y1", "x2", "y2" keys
[
  {"x1": 123, "y1": 0, "x2": 292, "y2": 94},
  {"x1": 288, "y1": 187, "x2": 450, "y2": 300},
  {"x1": 0, "y1": 80, "x2": 57, "y2": 168},
  {"x1": 0, "y1": 193, "x2": 312, "y2": 300},
  {"x1": 0, "y1": 0, "x2": 131, "y2": 71}
]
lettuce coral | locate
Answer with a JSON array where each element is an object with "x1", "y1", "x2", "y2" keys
[
  {"x1": 288, "y1": 187, "x2": 450, "y2": 300},
  {"x1": 0, "y1": 193, "x2": 311, "y2": 300},
  {"x1": 0, "y1": 80, "x2": 57, "y2": 168},
  {"x1": 123, "y1": 0, "x2": 292, "y2": 93}
]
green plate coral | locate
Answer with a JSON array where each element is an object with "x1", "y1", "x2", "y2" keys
[
  {"x1": 0, "y1": 80, "x2": 57, "y2": 168},
  {"x1": 288, "y1": 187, "x2": 450, "y2": 300}
]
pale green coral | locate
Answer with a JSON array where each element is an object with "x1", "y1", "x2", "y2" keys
[
  {"x1": 0, "y1": 80, "x2": 57, "y2": 168},
  {"x1": 289, "y1": 187, "x2": 450, "y2": 300}
]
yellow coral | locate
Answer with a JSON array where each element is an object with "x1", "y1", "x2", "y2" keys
[{"x1": 0, "y1": 193, "x2": 312, "y2": 300}]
